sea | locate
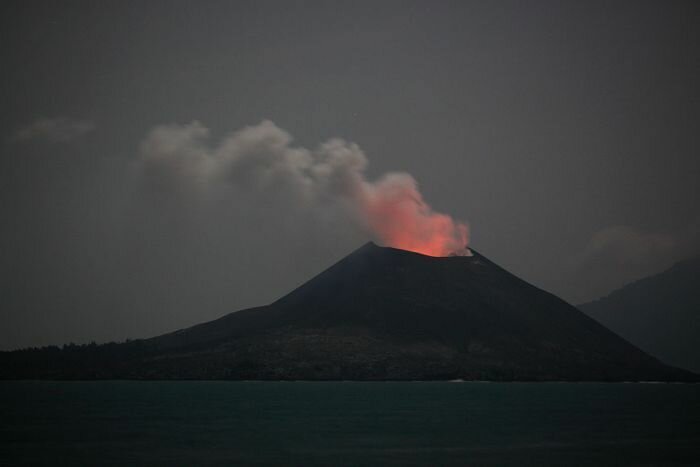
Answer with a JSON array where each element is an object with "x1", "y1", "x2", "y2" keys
[{"x1": 1, "y1": 381, "x2": 699, "y2": 466}]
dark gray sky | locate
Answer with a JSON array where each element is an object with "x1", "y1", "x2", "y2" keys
[{"x1": 1, "y1": 0, "x2": 699, "y2": 349}]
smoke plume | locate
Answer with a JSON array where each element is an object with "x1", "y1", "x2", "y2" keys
[{"x1": 137, "y1": 120, "x2": 468, "y2": 257}]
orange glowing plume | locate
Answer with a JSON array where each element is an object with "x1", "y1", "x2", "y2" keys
[{"x1": 360, "y1": 173, "x2": 468, "y2": 257}]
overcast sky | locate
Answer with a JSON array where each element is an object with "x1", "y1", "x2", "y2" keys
[{"x1": 1, "y1": 0, "x2": 699, "y2": 349}]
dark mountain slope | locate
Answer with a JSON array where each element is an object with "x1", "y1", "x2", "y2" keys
[
  {"x1": 2, "y1": 243, "x2": 695, "y2": 381},
  {"x1": 580, "y1": 258, "x2": 700, "y2": 372}
]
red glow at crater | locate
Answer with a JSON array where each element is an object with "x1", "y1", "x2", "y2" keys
[{"x1": 360, "y1": 174, "x2": 468, "y2": 257}]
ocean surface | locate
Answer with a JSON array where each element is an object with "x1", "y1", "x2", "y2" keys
[{"x1": 1, "y1": 382, "x2": 699, "y2": 466}]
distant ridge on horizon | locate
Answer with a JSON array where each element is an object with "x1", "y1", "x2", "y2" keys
[
  {"x1": 580, "y1": 256, "x2": 700, "y2": 373},
  {"x1": 1, "y1": 242, "x2": 696, "y2": 382}
]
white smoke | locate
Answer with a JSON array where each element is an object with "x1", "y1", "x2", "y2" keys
[{"x1": 137, "y1": 120, "x2": 468, "y2": 256}]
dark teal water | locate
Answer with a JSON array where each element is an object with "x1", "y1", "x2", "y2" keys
[{"x1": 1, "y1": 382, "x2": 699, "y2": 466}]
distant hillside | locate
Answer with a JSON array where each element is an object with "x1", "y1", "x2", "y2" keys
[
  {"x1": 2, "y1": 243, "x2": 695, "y2": 381},
  {"x1": 580, "y1": 258, "x2": 700, "y2": 372}
]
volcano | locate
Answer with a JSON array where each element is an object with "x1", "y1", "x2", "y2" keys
[{"x1": 2, "y1": 242, "x2": 695, "y2": 381}]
